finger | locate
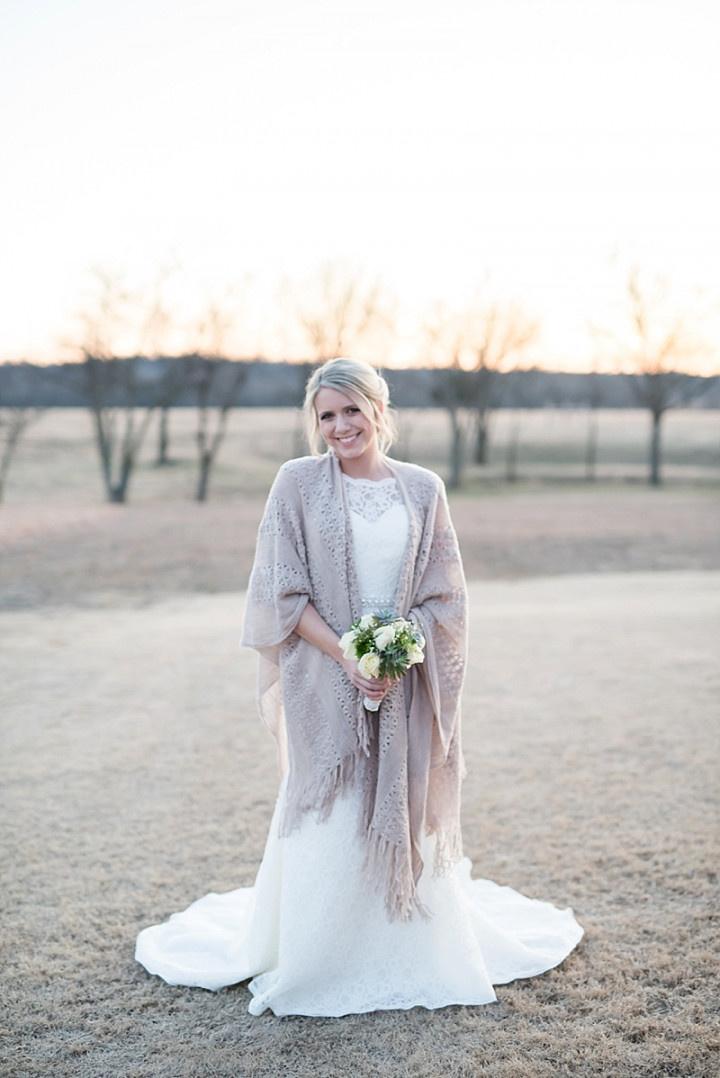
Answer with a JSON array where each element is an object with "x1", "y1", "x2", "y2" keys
[{"x1": 359, "y1": 682, "x2": 385, "y2": 697}]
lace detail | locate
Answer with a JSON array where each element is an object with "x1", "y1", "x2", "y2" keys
[
  {"x1": 344, "y1": 477, "x2": 409, "y2": 618},
  {"x1": 342, "y1": 474, "x2": 404, "y2": 523},
  {"x1": 135, "y1": 773, "x2": 584, "y2": 1014}
]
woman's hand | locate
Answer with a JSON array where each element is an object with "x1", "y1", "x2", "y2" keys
[{"x1": 339, "y1": 657, "x2": 394, "y2": 703}]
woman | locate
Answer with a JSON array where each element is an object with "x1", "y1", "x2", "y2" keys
[{"x1": 135, "y1": 357, "x2": 583, "y2": 1016}]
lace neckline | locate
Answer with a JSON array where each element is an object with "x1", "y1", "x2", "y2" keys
[{"x1": 341, "y1": 473, "x2": 396, "y2": 485}]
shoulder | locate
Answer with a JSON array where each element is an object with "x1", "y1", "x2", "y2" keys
[
  {"x1": 275, "y1": 452, "x2": 321, "y2": 474},
  {"x1": 388, "y1": 458, "x2": 445, "y2": 498},
  {"x1": 276, "y1": 454, "x2": 327, "y2": 480},
  {"x1": 270, "y1": 454, "x2": 328, "y2": 497}
]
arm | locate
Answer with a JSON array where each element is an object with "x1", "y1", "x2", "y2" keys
[
  {"x1": 295, "y1": 602, "x2": 391, "y2": 703},
  {"x1": 241, "y1": 462, "x2": 389, "y2": 703}
]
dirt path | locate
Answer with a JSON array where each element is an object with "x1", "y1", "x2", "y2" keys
[{"x1": 2, "y1": 572, "x2": 719, "y2": 1077}]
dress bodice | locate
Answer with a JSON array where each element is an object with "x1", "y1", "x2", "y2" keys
[{"x1": 342, "y1": 474, "x2": 409, "y2": 616}]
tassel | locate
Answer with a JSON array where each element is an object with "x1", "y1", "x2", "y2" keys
[
  {"x1": 361, "y1": 824, "x2": 434, "y2": 923},
  {"x1": 278, "y1": 749, "x2": 360, "y2": 837}
]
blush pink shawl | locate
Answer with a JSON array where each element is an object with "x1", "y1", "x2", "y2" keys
[{"x1": 240, "y1": 449, "x2": 468, "y2": 920}]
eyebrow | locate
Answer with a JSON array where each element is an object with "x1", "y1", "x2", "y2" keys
[{"x1": 318, "y1": 405, "x2": 359, "y2": 418}]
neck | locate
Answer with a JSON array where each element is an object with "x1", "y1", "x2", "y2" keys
[{"x1": 334, "y1": 446, "x2": 391, "y2": 481}]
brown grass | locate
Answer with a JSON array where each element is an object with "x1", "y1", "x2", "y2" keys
[
  {"x1": 2, "y1": 572, "x2": 719, "y2": 1077},
  {"x1": 1, "y1": 408, "x2": 719, "y2": 1075}
]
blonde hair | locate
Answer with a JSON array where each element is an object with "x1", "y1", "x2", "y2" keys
[{"x1": 303, "y1": 357, "x2": 398, "y2": 456}]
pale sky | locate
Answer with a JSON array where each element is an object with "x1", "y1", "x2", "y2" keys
[{"x1": 2, "y1": 0, "x2": 719, "y2": 370}]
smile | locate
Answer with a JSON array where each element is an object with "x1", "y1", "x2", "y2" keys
[{"x1": 336, "y1": 432, "x2": 361, "y2": 445}]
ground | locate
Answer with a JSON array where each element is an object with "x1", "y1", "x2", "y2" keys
[
  {"x1": 1, "y1": 408, "x2": 719, "y2": 1076},
  {"x1": 2, "y1": 569, "x2": 719, "y2": 1077}
]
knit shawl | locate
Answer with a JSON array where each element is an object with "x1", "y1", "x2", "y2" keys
[{"x1": 240, "y1": 449, "x2": 468, "y2": 920}]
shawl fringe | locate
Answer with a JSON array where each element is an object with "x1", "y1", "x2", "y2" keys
[
  {"x1": 361, "y1": 823, "x2": 434, "y2": 922},
  {"x1": 278, "y1": 747, "x2": 362, "y2": 837},
  {"x1": 429, "y1": 823, "x2": 464, "y2": 878}
]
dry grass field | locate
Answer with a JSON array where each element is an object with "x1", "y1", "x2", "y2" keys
[{"x1": 1, "y1": 408, "x2": 719, "y2": 1077}]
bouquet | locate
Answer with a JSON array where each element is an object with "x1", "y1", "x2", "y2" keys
[{"x1": 339, "y1": 610, "x2": 425, "y2": 712}]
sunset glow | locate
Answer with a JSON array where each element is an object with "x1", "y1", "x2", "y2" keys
[{"x1": 2, "y1": 0, "x2": 719, "y2": 371}]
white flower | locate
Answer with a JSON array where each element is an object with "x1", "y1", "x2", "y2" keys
[
  {"x1": 374, "y1": 623, "x2": 397, "y2": 650},
  {"x1": 339, "y1": 630, "x2": 358, "y2": 660},
  {"x1": 358, "y1": 613, "x2": 376, "y2": 630},
  {"x1": 357, "y1": 651, "x2": 381, "y2": 678},
  {"x1": 407, "y1": 643, "x2": 425, "y2": 665}
]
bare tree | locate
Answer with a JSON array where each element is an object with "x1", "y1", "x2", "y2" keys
[
  {"x1": 153, "y1": 359, "x2": 188, "y2": 466},
  {"x1": 502, "y1": 368, "x2": 542, "y2": 482},
  {"x1": 0, "y1": 408, "x2": 44, "y2": 503},
  {"x1": 72, "y1": 268, "x2": 157, "y2": 504},
  {"x1": 422, "y1": 305, "x2": 475, "y2": 489},
  {"x1": 612, "y1": 268, "x2": 717, "y2": 485},
  {"x1": 420, "y1": 295, "x2": 539, "y2": 486},
  {"x1": 191, "y1": 298, "x2": 248, "y2": 502},
  {"x1": 137, "y1": 264, "x2": 182, "y2": 467},
  {"x1": 296, "y1": 260, "x2": 396, "y2": 362},
  {"x1": 465, "y1": 299, "x2": 540, "y2": 465},
  {"x1": 583, "y1": 367, "x2": 603, "y2": 482},
  {"x1": 576, "y1": 343, "x2": 610, "y2": 483}
]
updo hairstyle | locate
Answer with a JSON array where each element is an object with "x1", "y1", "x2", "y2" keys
[{"x1": 302, "y1": 357, "x2": 398, "y2": 457}]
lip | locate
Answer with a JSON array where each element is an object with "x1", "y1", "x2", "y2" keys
[{"x1": 335, "y1": 431, "x2": 361, "y2": 445}]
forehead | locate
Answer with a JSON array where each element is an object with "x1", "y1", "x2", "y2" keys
[{"x1": 314, "y1": 386, "x2": 361, "y2": 413}]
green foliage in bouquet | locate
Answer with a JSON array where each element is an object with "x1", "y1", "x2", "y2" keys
[{"x1": 344, "y1": 610, "x2": 425, "y2": 680}]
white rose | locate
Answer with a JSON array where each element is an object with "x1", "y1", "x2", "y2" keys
[
  {"x1": 339, "y1": 630, "x2": 358, "y2": 660},
  {"x1": 357, "y1": 651, "x2": 381, "y2": 678},
  {"x1": 358, "y1": 614, "x2": 375, "y2": 630},
  {"x1": 373, "y1": 623, "x2": 397, "y2": 650},
  {"x1": 407, "y1": 644, "x2": 425, "y2": 665}
]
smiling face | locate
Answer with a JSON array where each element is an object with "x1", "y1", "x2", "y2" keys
[{"x1": 314, "y1": 386, "x2": 380, "y2": 461}]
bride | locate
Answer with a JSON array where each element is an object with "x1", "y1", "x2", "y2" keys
[{"x1": 135, "y1": 356, "x2": 583, "y2": 1016}]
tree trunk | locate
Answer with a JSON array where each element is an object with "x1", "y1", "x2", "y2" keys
[
  {"x1": 196, "y1": 452, "x2": 212, "y2": 502},
  {"x1": 91, "y1": 410, "x2": 113, "y2": 501},
  {"x1": 156, "y1": 407, "x2": 171, "y2": 466},
  {"x1": 473, "y1": 410, "x2": 490, "y2": 464},
  {"x1": 505, "y1": 416, "x2": 520, "y2": 482},
  {"x1": 0, "y1": 426, "x2": 23, "y2": 503},
  {"x1": 650, "y1": 409, "x2": 663, "y2": 486},
  {"x1": 585, "y1": 409, "x2": 598, "y2": 481},
  {"x1": 447, "y1": 408, "x2": 464, "y2": 490}
]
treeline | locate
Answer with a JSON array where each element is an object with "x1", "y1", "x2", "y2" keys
[
  {"x1": 1, "y1": 357, "x2": 719, "y2": 410},
  {"x1": 0, "y1": 355, "x2": 718, "y2": 502}
]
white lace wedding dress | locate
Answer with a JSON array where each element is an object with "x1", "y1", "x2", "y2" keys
[{"x1": 135, "y1": 474, "x2": 583, "y2": 1016}]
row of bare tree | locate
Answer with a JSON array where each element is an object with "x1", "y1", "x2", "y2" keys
[{"x1": 0, "y1": 262, "x2": 717, "y2": 501}]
